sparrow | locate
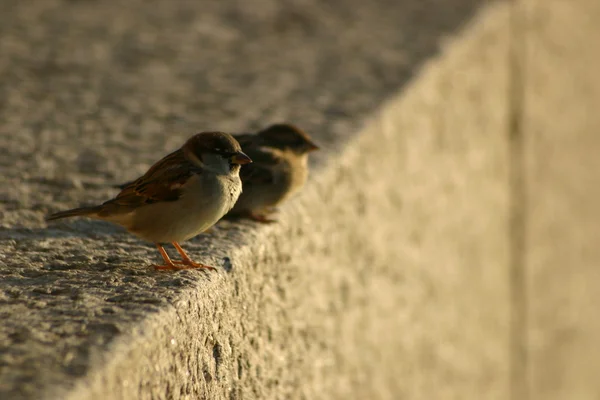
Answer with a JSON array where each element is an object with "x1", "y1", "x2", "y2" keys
[
  {"x1": 46, "y1": 131, "x2": 252, "y2": 271},
  {"x1": 225, "y1": 123, "x2": 319, "y2": 223}
]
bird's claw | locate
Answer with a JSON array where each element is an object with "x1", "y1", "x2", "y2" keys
[
  {"x1": 172, "y1": 260, "x2": 216, "y2": 270},
  {"x1": 154, "y1": 261, "x2": 216, "y2": 271},
  {"x1": 248, "y1": 213, "x2": 277, "y2": 224}
]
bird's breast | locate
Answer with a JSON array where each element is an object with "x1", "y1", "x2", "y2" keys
[
  {"x1": 127, "y1": 173, "x2": 242, "y2": 243},
  {"x1": 185, "y1": 172, "x2": 242, "y2": 219}
]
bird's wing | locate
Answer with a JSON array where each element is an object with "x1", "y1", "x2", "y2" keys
[
  {"x1": 101, "y1": 150, "x2": 197, "y2": 213},
  {"x1": 239, "y1": 148, "x2": 282, "y2": 186}
]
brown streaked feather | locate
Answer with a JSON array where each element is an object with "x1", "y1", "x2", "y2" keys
[
  {"x1": 99, "y1": 150, "x2": 199, "y2": 214},
  {"x1": 141, "y1": 149, "x2": 187, "y2": 177}
]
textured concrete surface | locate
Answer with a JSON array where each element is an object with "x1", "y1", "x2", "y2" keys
[
  {"x1": 1, "y1": 0, "x2": 595, "y2": 398},
  {"x1": 0, "y1": 0, "x2": 508, "y2": 398},
  {"x1": 521, "y1": 0, "x2": 600, "y2": 399}
]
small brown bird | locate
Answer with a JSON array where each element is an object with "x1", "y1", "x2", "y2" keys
[
  {"x1": 226, "y1": 123, "x2": 319, "y2": 223},
  {"x1": 46, "y1": 132, "x2": 252, "y2": 271}
]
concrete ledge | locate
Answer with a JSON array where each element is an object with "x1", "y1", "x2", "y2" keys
[{"x1": 1, "y1": 1, "x2": 517, "y2": 399}]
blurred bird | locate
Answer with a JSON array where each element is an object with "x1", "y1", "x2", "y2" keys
[
  {"x1": 226, "y1": 123, "x2": 319, "y2": 223},
  {"x1": 46, "y1": 132, "x2": 252, "y2": 271}
]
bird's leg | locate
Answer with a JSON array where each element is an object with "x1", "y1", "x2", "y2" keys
[
  {"x1": 249, "y1": 213, "x2": 277, "y2": 223},
  {"x1": 171, "y1": 242, "x2": 216, "y2": 270},
  {"x1": 240, "y1": 210, "x2": 277, "y2": 224},
  {"x1": 152, "y1": 243, "x2": 188, "y2": 271}
]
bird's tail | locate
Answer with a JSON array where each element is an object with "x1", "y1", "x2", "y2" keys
[{"x1": 46, "y1": 206, "x2": 102, "y2": 221}]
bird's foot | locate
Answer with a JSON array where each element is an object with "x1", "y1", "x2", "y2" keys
[
  {"x1": 153, "y1": 261, "x2": 216, "y2": 271},
  {"x1": 247, "y1": 212, "x2": 277, "y2": 224},
  {"x1": 172, "y1": 259, "x2": 217, "y2": 271},
  {"x1": 153, "y1": 262, "x2": 190, "y2": 271}
]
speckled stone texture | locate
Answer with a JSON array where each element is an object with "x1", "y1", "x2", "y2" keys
[{"x1": 6, "y1": 0, "x2": 591, "y2": 398}]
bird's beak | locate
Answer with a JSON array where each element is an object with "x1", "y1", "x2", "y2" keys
[
  {"x1": 230, "y1": 151, "x2": 252, "y2": 165},
  {"x1": 306, "y1": 141, "x2": 320, "y2": 152}
]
